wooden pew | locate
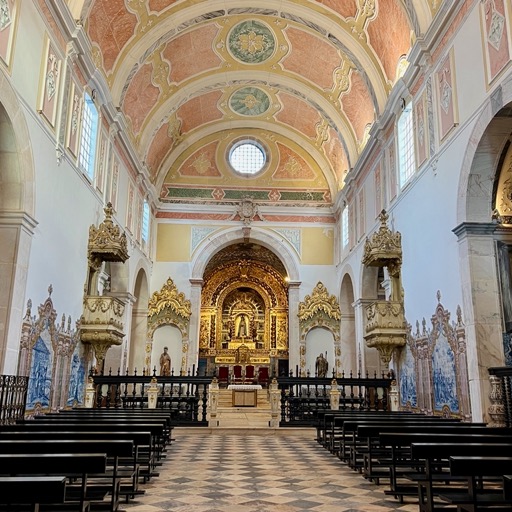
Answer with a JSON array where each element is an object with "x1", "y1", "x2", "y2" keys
[
  {"x1": 1, "y1": 423, "x2": 162, "y2": 481},
  {"x1": 411, "y1": 442, "x2": 512, "y2": 512},
  {"x1": 0, "y1": 430, "x2": 150, "y2": 500},
  {"x1": 442, "y1": 456, "x2": 512, "y2": 512},
  {"x1": 0, "y1": 453, "x2": 106, "y2": 512},
  {"x1": 0, "y1": 476, "x2": 67, "y2": 512},
  {"x1": 0, "y1": 440, "x2": 132, "y2": 512},
  {"x1": 19, "y1": 420, "x2": 167, "y2": 456},
  {"x1": 376, "y1": 430, "x2": 512, "y2": 501},
  {"x1": 318, "y1": 411, "x2": 413, "y2": 452},
  {"x1": 341, "y1": 419, "x2": 464, "y2": 470}
]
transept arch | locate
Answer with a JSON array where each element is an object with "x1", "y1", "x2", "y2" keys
[
  {"x1": 0, "y1": 70, "x2": 36, "y2": 373},
  {"x1": 455, "y1": 94, "x2": 512, "y2": 421}
]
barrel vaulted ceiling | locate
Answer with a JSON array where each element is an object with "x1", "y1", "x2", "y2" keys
[{"x1": 84, "y1": 0, "x2": 438, "y2": 208}]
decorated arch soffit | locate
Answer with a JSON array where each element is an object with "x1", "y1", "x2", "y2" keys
[
  {"x1": 298, "y1": 281, "x2": 342, "y2": 374},
  {"x1": 147, "y1": 277, "x2": 192, "y2": 339},
  {"x1": 84, "y1": 1, "x2": 418, "y2": 197}
]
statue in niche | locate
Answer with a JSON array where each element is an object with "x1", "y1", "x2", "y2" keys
[
  {"x1": 159, "y1": 347, "x2": 171, "y2": 376},
  {"x1": 315, "y1": 352, "x2": 329, "y2": 378},
  {"x1": 237, "y1": 314, "x2": 249, "y2": 337}
]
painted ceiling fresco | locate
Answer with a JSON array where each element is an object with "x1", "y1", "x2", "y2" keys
[{"x1": 83, "y1": 0, "x2": 439, "y2": 206}]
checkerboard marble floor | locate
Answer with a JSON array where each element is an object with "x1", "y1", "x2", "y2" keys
[{"x1": 124, "y1": 432, "x2": 418, "y2": 512}]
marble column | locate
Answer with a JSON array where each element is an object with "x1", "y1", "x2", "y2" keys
[
  {"x1": 0, "y1": 212, "x2": 37, "y2": 374},
  {"x1": 453, "y1": 222, "x2": 505, "y2": 422},
  {"x1": 288, "y1": 282, "x2": 301, "y2": 374},
  {"x1": 352, "y1": 298, "x2": 378, "y2": 375},
  {"x1": 188, "y1": 279, "x2": 203, "y2": 373}
]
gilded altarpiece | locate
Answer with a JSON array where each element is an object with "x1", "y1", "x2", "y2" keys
[
  {"x1": 199, "y1": 260, "x2": 288, "y2": 369},
  {"x1": 18, "y1": 286, "x2": 88, "y2": 416},
  {"x1": 298, "y1": 282, "x2": 341, "y2": 376},
  {"x1": 397, "y1": 293, "x2": 470, "y2": 420},
  {"x1": 146, "y1": 278, "x2": 191, "y2": 373}
]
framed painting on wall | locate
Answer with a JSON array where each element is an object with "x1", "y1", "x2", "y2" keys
[
  {"x1": 37, "y1": 36, "x2": 62, "y2": 130},
  {"x1": 436, "y1": 48, "x2": 459, "y2": 143},
  {"x1": 480, "y1": 0, "x2": 512, "y2": 86},
  {"x1": 0, "y1": 0, "x2": 18, "y2": 70}
]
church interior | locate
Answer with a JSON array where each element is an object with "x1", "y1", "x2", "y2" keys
[{"x1": 2, "y1": 0, "x2": 512, "y2": 509}]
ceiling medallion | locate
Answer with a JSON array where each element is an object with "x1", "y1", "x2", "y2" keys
[
  {"x1": 228, "y1": 20, "x2": 276, "y2": 64},
  {"x1": 229, "y1": 87, "x2": 271, "y2": 116}
]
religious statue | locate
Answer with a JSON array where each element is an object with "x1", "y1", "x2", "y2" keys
[
  {"x1": 315, "y1": 352, "x2": 329, "y2": 378},
  {"x1": 159, "y1": 347, "x2": 171, "y2": 376},
  {"x1": 237, "y1": 314, "x2": 248, "y2": 337}
]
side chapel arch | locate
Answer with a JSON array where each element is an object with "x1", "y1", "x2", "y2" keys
[
  {"x1": 146, "y1": 278, "x2": 192, "y2": 374},
  {"x1": 298, "y1": 282, "x2": 341, "y2": 377}
]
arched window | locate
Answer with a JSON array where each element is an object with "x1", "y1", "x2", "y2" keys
[
  {"x1": 397, "y1": 102, "x2": 415, "y2": 189},
  {"x1": 342, "y1": 207, "x2": 349, "y2": 248},
  {"x1": 141, "y1": 200, "x2": 150, "y2": 247},
  {"x1": 78, "y1": 92, "x2": 99, "y2": 181}
]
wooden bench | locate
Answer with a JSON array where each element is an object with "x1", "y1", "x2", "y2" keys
[
  {"x1": 410, "y1": 442, "x2": 512, "y2": 512},
  {"x1": 0, "y1": 476, "x2": 67, "y2": 512},
  {"x1": 0, "y1": 440, "x2": 132, "y2": 512},
  {"x1": 0, "y1": 430, "x2": 151, "y2": 500},
  {"x1": 441, "y1": 456, "x2": 512, "y2": 512},
  {"x1": 13, "y1": 421, "x2": 166, "y2": 476},
  {"x1": 376, "y1": 430, "x2": 512, "y2": 501},
  {"x1": 0, "y1": 453, "x2": 106, "y2": 512}
]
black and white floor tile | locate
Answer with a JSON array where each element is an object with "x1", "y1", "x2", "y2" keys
[{"x1": 124, "y1": 432, "x2": 417, "y2": 512}]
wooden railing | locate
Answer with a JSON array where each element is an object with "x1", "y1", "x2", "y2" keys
[
  {"x1": 277, "y1": 371, "x2": 393, "y2": 426},
  {"x1": 90, "y1": 369, "x2": 210, "y2": 426},
  {"x1": 0, "y1": 375, "x2": 28, "y2": 424}
]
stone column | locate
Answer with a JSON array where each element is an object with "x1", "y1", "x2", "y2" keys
[
  {"x1": 84, "y1": 377, "x2": 96, "y2": 408},
  {"x1": 0, "y1": 212, "x2": 37, "y2": 374},
  {"x1": 147, "y1": 377, "x2": 159, "y2": 409},
  {"x1": 453, "y1": 222, "x2": 505, "y2": 422},
  {"x1": 269, "y1": 378, "x2": 281, "y2": 427},
  {"x1": 188, "y1": 279, "x2": 203, "y2": 373},
  {"x1": 287, "y1": 282, "x2": 301, "y2": 374},
  {"x1": 329, "y1": 379, "x2": 340, "y2": 410},
  {"x1": 208, "y1": 377, "x2": 219, "y2": 427},
  {"x1": 352, "y1": 299, "x2": 376, "y2": 374}
]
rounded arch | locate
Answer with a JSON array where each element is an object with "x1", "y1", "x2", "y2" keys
[
  {"x1": 127, "y1": 267, "x2": 150, "y2": 372},
  {"x1": 340, "y1": 271, "x2": 357, "y2": 375},
  {"x1": 457, "y1": 99, "x2": 512, "y2": 225},
  {"x1": 190, "y1": 226, "x2": 300, "y2": 282},
  {"x1": 0, "y1": 72, "x2": 35, "y2": 216},
  {"x1": 0, "y1": 69, "x2": 36, "y2": 372}
]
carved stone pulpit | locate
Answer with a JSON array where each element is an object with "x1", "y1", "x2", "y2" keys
[
  {"x1": 80, "y1": 203, "x2": 129, "y2": 372},
  {"x1": 362, "y1": 210, "x2": 406, "y2": 368}
]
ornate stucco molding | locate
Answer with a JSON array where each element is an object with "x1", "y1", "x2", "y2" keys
[
  {"x1": 298, "y1": 282, "x2": 341, "y2": 376},
  {"x1": 146, "y1": 277, "x2": 192, "y2": 373},
  {"x1": 362, "y1": 209, "x2": 406, "y2": 367},
  {"x1": 87, "y1": 202, "x2": 128, "y2": 269}
]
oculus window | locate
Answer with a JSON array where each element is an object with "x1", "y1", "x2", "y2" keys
[{"x1": 229, "y1": 140, "x2": 267, "y2": 176}]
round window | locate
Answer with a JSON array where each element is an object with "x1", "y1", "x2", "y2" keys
[{"x1": 229, "y1": 140, "x2": 266, "y2": 175}]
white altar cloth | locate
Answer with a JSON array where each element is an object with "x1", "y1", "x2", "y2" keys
[{"x1": 228, "y1": 384, "x2": 262, "y2": 390}]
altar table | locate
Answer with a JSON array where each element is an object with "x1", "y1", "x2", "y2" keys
[{"x1": 228, "y1": 384, "x2": 262, "y2": 407}]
